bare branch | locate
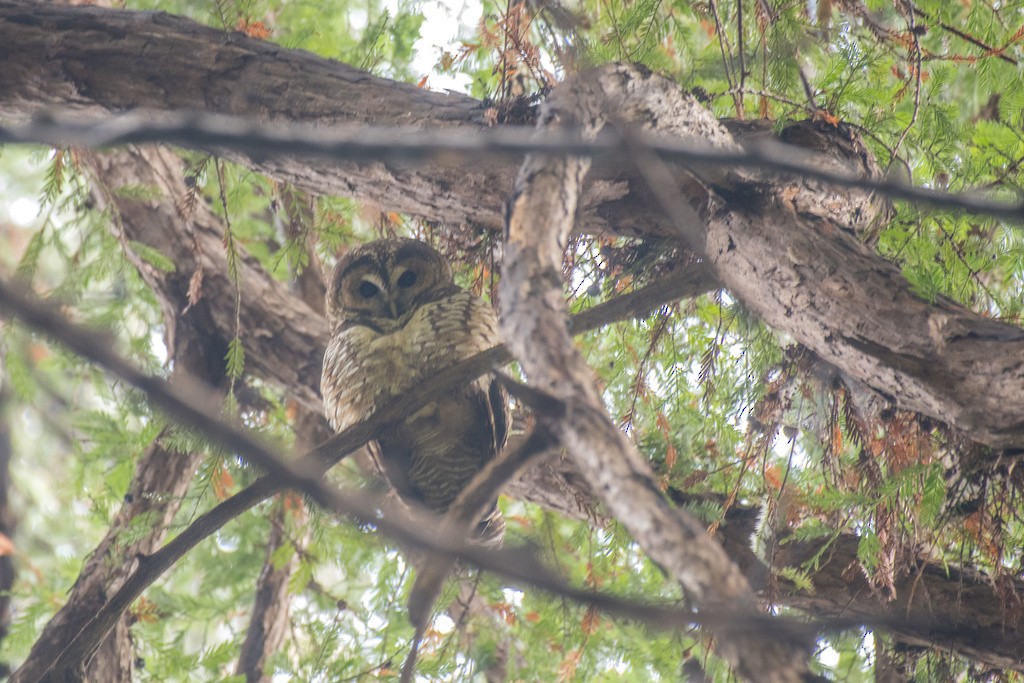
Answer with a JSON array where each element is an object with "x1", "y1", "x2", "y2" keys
[
  {"x1": 1, "y1": 112, "x2": 1021, "y2": 222},
  {"x1": 499, "y1": 64, "x2": 814, "y2": 682},
  {"x1": 10, "y1": 3, "x2": 1024, "y2": 453},
  {"x1": 3, "y1": 3, "x2": 1022, "y2": 674},
  {"x1": 402, "y1": 426, "x2": 560, "y2": 682}
]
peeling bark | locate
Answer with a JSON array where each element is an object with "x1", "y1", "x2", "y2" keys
[
  {"x1": 705, "y1": 204, "x2": 1024, "y2": 448},
  {"x1": 499, "y1": 65, "x2": 812, "y2": 681},
  {"x1": 9, "y1": 2, "x2": 1024, "y2": 454}
]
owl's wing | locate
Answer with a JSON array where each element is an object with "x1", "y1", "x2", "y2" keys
[
  {"x1": 472, "y1": 376, "x2": 509, "y2": 546},
  {"x1": 484, "y1": 374, "x2": 510, "y2": 458}
]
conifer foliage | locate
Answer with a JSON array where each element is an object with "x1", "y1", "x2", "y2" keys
[{"x1": 1, "y1": 0, "x2": 1023, "y2": 680}]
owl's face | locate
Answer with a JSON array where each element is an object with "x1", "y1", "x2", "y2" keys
[{"x1": 326, "y1": 238, "x2": 455, "y2": 330}]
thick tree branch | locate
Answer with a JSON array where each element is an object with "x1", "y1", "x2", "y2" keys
[
  {"x1": 47, "y1": 278, "x2": 709, "y2": 677},
  {"x1": 5, "y1": 253, "x2": 709, "y2": 681},
  {"x1": 0, "y1": 0, "x2": 511, "y2": 229},
  {"x1": 677, "y1": 490, "x2": 1024, "y2": 673},
  {"x1": 9, "y1": 323, "x2": 222, "y2": 683},
  {"x1": 2, "y1": 1, "x2": 1023, "y2": 672},
  {"x1": 499, "y1": 65, "x2": 814, "y2": 682},
  {"x1": 705, "y1": 202, "x2": 1024, "y2": 449},
  {"x1": 0, "y1": 0, "x2": 888, "y2": 240},
  {"x1": 64, "y1": 138, "x2": 1024, "y2": 672},
  {"x1": 7, "y1": 2, "x2": 1024, "y2": 452},
  {"x1": 0, "y1": 112, "x2": 1019, "y2": 221}
]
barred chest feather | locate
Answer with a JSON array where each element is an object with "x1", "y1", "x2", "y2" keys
[{"x1": 320, "y1": 291, "x2": 499, "y2": 433}]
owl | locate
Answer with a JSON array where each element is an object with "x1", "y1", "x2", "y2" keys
[{"x1": 321, "y1": 238, "x2": 508, "y2": 547}]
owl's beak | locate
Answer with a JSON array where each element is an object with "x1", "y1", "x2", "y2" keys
[{"x1": 389, "y1": 300, "x2": 400, "y2": 319}]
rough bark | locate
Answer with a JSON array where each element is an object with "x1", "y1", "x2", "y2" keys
[
  {"x1": 499, "y1": 65, "x2": 814, "y2": 682},
  {"x1": 6, "y1": 2, "x2": 1024, "y2": 453},
  {"x1": 0, "y1": 0, "x2": 509, "y2": 230},
  {"x1": 9, "y1": 145, "x2": 236, "y2": 682},
  {"x1": 704, "y1": 202, "x2": 1024, "y2": 449},
  {"x1": 87, "y1": 146, "x2": 328, "y2": 412},
  {"x1": 16, "y1": 144, "x2": 1021, "y2": 680},
  {"x1": 683, "y1": 492, "x2": 1024, "y2": 673}
]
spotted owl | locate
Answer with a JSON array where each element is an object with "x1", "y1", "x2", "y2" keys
[{"x1": 321, "y1": 238, "x2": 508, "y2": 546}]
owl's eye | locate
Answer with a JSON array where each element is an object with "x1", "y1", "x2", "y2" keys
[
  {"x1": 397, "y1": 270, "x2": 418, "y2": 288},
  {"x1": 358, "y1": 281, "x2": 379, "y2": 299}
]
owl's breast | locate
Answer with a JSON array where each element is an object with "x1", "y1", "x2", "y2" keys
[
  {"x1": 321, "y1": 325, "x2": 406, "y2": 433},
  {"x1": 320, "y1": 292, "x2": 500, "y2": 433}
]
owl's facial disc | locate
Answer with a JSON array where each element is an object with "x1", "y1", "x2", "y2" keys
[
  {"x1": 326, "y1": 238, "x2": 455, "y2": 330},
  {"x1": 350, "y1": 272, "x2": 393, "y2": 318}
]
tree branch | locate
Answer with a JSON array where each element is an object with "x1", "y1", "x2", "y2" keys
[
  {"x1": 402, "y1": 425, "x2": 561, "y2": 683},
  {"x1": 66, "y1": 138, "x2": 1024, "y2": 676},
  {"x1": 7, "y1": 2, "x2": 1024, "y2": 452},
  {"x1": 0, "y1": 112, "x2": 1019, "y2": 221},
  {"x1": 0, "y1": 275, "x2": 879, "y2": 682},
  {"x1": 3, "y1": 1, "x2": 1023, "y2": 672},
  {"x1": 499, "y1": 64, "x2": 814, "y2": 682},
  {"x1": 1, "y1": 260, "x2": 712, "y2": 681}
]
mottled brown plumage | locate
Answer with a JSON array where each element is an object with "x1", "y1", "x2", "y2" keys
[{"x1": 320, "y1": 238, "x2": 508, "y2": 546}]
